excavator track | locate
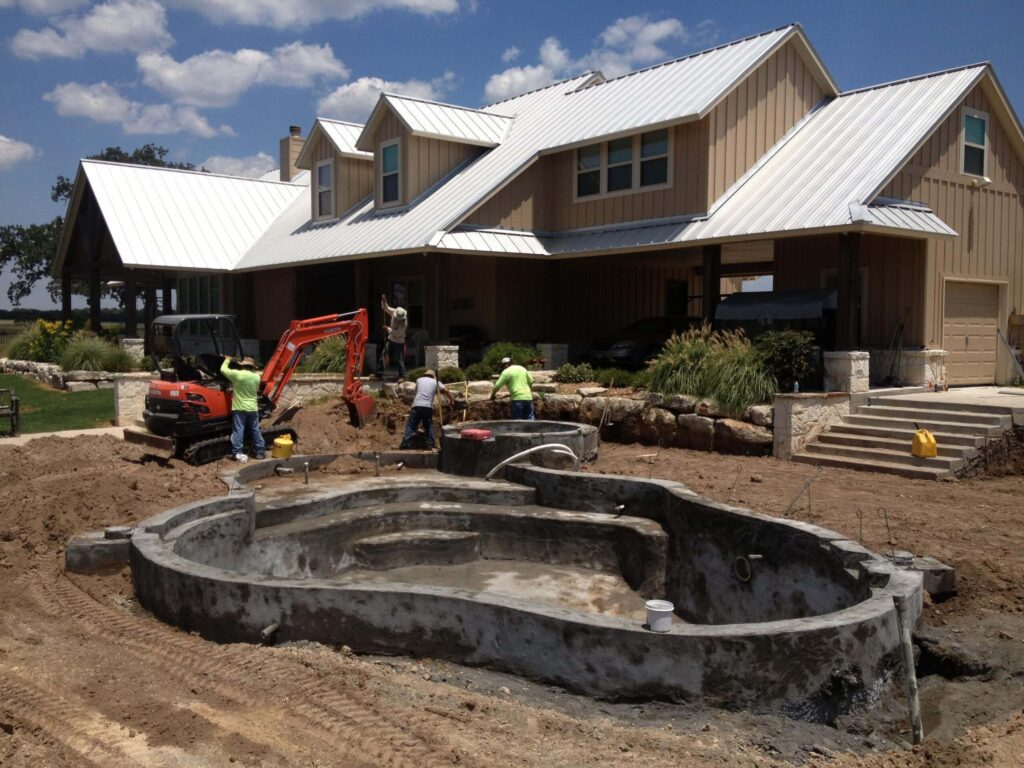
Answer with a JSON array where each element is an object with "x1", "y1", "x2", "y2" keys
[{"x1": 181, "y1": 425, "x2": 298, "y2": 466}]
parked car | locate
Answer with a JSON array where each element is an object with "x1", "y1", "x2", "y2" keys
[{"x1": 589, "y1": 316, "x2": 691, "y2": 368}]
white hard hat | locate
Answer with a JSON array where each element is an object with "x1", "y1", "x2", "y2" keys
[
  {"x1": 394, "y1": 307, "x2": 407, "y2": 318},
  {"x1": 501, "y1": 357, "x2": 511, "y2": 364}
]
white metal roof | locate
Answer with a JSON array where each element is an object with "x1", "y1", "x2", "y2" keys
[
  {"x1": 295, "y1": 119, "x2": 371, "y2": 170},
  {"x1": 358, "y1": 93, "x2": 513, "y2": 149},
  {"x1": 80, "y1": 160, "x2": 306, "y2": 271}
]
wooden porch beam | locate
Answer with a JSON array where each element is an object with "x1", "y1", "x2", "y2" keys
[
  {"x1": 837, "y1": 232, "x2": 862, "y2": 350},
  {"x1": 701, "y1": 244, "x2": 722, "y2": 322}
]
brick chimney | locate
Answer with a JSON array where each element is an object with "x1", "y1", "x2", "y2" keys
[{"x1": 279, "y1": 125, "x2": 304, "y2": 182}]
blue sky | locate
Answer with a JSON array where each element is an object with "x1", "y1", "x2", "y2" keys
[{"x1": 1, "y1": 0, "x2": 1023, "y2": 308}]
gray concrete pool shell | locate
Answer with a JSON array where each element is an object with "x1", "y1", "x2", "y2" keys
[
  {"x1": 128, "y1": 454, "x2": 922, "y2": 722},
  {"x1": 439, "y1": 420, "x2": 599, "y2": 476}
]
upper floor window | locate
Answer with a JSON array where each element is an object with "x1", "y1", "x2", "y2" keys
[
  {"x1": 315, "y1": 159, "x2": 333, "y2": 219},
  {"x1": 575, "y1": 128, "x2": 671, "y2": 199},
  {"x1": 381, "y1": 140, "x2": 401, "y2": 206},
  {"x1": 962, "y1": 108, "x2": 988, "y2": 177}
]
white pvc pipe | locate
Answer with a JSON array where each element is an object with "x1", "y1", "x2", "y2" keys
[{"x1": 484, "y1": 443, "x2": 580, "y2": 480}]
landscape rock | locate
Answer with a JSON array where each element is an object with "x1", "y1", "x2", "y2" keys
[
  {"x1": 676, "y1": 413, "x2": 714, "y2": 450},
  {"x1": 65, "y1": 381, "x2": 97, "y2": 392},
  {"x1": 713, "y1": 418, "x2": 773, "y2": 455},
  {"x1": 606, "y1": 397, "x2": 644, "y2": 422},
  {"x1": 536, "y1": 394, "x2": 582, "y2": 421},
  {"x1": 663, "y1": 394, "x2": 697, "y2": 414},
  {"x1": 532, "y1": 382, "x2": 558, "y2": 393},
  {"x1": 467, "y1": 381, "x2": 493, "y2": 395},
  {"x1": 578, "y1": 396, "x2": 607, "y2": 425},
  {"x1": 579, "y1": 387, "x2": 607, "y2": 397},
  {"x1": 641, "y1": 407, "x2": 679, "y2": 445},
  {"x1": 746, "y1": 404, "x2": 774, "y2": 427},
  {"x1": 695, "y1": 398, "x2": 721, "y2": 418}
]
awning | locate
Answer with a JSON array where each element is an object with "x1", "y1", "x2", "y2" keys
[{"x1": 715, "y1": 289, "x2": 837, "y2": 321}]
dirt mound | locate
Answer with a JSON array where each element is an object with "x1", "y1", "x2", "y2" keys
[{"x1": 285, "y1": 397, "x2": 407, "y2": 455}]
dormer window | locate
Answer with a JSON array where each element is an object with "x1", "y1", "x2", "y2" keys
[
  {"x1": 962, "y1": 108, "x2": 988, "y2": 177},
  {"x1": 575, "y1": 128, "x2": 671, "y2": 200},
  {"x1": 315, "y1": 159, "x2": 334, "y2": 219},
  {"x1": 381, "y1": 140, "x2": 401, "y2": 206}
]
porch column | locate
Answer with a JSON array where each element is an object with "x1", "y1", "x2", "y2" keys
[
  {"x1": 143, "y1": 287, "x2": 157, "y2": 336},
  {"x1": 161, "y1": 278, "x2": 173, "y2": 313},
  {"x1": 89, "y1": 267, "x2": 102, "y2": 334},
  {"x1": 61, "y1": 273, "x2": 72, "y2": 322},
  {"x1": 433, "y1": 252, "x2": 450, "y2": 341},
  {"x1": 837, "y1": 233, "x2": 862, "y2": 350},
  {"x1": 123, "y1": 275, "x2": 137, "y2": 338},
  {"x1": 702, "y1": 244, "x2": 722, "y2": 323}
]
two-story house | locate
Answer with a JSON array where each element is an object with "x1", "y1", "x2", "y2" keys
[{"x1": 55, "y1": 23, "x2": 1024, "y2": 385}]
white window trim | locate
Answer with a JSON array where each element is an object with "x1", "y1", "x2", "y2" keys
[
  {"x1": 314, "y1": 158, "x2": 336, "y2": 221},
  {"x1": 379, "y1": 138, "x2": 402, "y2": 209},
  {"x1": 960, "y1": 106, "x2": 989, "y2": 179},
  {"x1": 572, "y1": 129, "x2": 673, "y2": 203}
]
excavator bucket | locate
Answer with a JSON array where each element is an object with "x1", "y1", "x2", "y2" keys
[{"x1": 347, "y1": 394, "x2": 376, "y2": 428}]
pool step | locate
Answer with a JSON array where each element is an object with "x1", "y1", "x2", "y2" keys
[{"x1": 353, "y1": 529, "x2": 480, "y2": 570}]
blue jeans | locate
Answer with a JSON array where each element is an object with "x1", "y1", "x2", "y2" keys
[
  {"x1": 400, "y1": 406, "x2": 435, "y2": 449},
  {"x1": 231, "y1": 411, "x2": 266, "y2": 456},
  {"x1": 510, "y1": 399, "x2": 535, "y2": 420}
]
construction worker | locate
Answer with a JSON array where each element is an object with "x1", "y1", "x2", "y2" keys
[
  {"x1": 220, "y1": 355, "x2": 266, "y2": 461},
  {"x1": 379, "y1": 293, "x2": 408, "y2": 379},
  {"x1": 490, "y1": 357, "x2": 535, "y2": 420},
  {"x1": 400, "y1": 369, "x2": 454, "y2": 449}
]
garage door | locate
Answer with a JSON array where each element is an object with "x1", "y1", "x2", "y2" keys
[{"x1": 943, "y1": 281, "x2": 999, "y2": 385}]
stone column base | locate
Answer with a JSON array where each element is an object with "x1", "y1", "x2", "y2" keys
[
  {"x1": 426, "y1": 345, "x2": 459, "y2": 370},
  {"x1": 868, "y1": 348, "x2": 947, "y2": 388},
  {"x1": 824, "y1": 351, "x2": 870, "y2": 393}
]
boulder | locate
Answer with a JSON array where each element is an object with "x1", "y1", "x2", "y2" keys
[
  {"x1": 467, "y1": 381, "x2": 493, "y2": 395},
  {"x1": 532, "y1": 382, "x2": 558, "y2": 393},
  {"x1": 676, "y1": 413, "x2": 714, "y2": 450},
  {"x1": 578, "y1": 396, "x2": 607, "y2": 425},
  {"x1": 536, "y1": 394, "x2": 582, "y2": 420},
  {"x1": 579, "y1": 387, "x2": 607, "y2": 397},
  {"x1": 695, "y1": 398, "x2": 721, "y2": 418},
  {"x1": 606, "y1": 397, "x2": 644, "y2": 422},
  {"x1": 663, "y1": 394, "x2": 697, "y2": 414},
  {"x1": 64, "y1": 370, "x2": 98, "y2": 382},
  {"x1": 713, "y1": 418, "x2": 773, "y2": 456},
  {"x1": 530, "y1": 370, "x2": 554, "y2": 384},
  {"x1": 746, "y1": 404, "x2": 774, "y2": 427},
  {"x1": 640, "y1": 407, "x2": 678, "y2": 445},
  {"x1": 645, "y1": 392, "x2": 665, "y2": 408},
  {"x1": 66, "y1": 381, "x2": 97, "y2": 392}
]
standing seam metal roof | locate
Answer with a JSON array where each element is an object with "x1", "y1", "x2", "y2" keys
[{"x1": 377, "y1": 94, "x2": 513, "y2": 147}]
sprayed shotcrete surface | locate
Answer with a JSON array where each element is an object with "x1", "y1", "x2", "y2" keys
[{"x1": 128, "y1": 457, "x2": 922, "y2": 722}]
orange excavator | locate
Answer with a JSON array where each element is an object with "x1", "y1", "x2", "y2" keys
[{"x1": 126, "y1": 310, "x2": 374, "y2": 465}]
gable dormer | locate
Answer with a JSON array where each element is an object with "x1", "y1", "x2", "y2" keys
[
  {"x1": 295, "y1": 118, "x2": 373, "y2": 222},
  {"x1": 356, "y1": 94, "x2": 512, "y2": 209}
]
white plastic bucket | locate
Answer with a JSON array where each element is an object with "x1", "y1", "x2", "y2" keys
[{"x1": 645, "y1": 599, "x2": 674, "y2": 633}]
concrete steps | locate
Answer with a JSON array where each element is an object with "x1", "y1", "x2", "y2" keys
[
  {"x1": 795, "y1": 392, "x2": 1016, "y2": 479},
  {"x1": 353, "y1": 529, "x2": 481, "y2": 570}
]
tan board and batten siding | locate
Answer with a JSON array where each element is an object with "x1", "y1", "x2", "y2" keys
[
  {"x1": 310, "y1": 139, "x2": 373, "y2": 218},
  {"x1": 880, "y1": 80, "x2": 1024, "y2": 383},
  {"x1": 466, "y1": 40, "x2": 829, "y2": 231}
]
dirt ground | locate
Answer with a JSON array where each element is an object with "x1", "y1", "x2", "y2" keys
[{"x1": 1, "y1": 400, "x2": 1023, "y2": 767}]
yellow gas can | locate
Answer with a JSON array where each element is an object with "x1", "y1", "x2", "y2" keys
[
  {"x1": 271, "y1": 434, "x2": 294, "y2": 459},
  {"x1": 911, "y1": 427, "x2": 937, "y2": 458}
]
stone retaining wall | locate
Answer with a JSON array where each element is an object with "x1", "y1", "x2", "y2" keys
[{"x1": 772, "y1": 392, "x2": 851, "y2": 460}]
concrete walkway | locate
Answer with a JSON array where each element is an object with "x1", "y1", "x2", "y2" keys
[
  {"x1": 0, "y1": 425, "x2": 123, "y2": 447},
  {"x1": 888, "y1": 386, "x2": 1024, "y2": 424}
]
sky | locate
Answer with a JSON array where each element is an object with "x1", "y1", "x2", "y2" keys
[{"x1": 1, "y1": 0, "x2": 1023, "y2": 309}]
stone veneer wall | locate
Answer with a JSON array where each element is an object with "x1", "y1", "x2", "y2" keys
[
  {"x1": 772, "y1": 392, "x2": 851, "y2": 460},
  {"x1": 867, "y1": 348, "x2": 947, "y2": 389}
]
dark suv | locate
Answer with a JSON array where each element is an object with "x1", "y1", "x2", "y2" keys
[{"x1": 589, "y1": 316, "x2": 691, "y2": 368}]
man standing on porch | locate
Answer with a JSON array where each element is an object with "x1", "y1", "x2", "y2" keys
[
  {"x1": 379, "y1": 293, "x2": 408, "y2": 379},
  {"x1": 490, "y1": 357, "x2": 535, "y2": 420}
]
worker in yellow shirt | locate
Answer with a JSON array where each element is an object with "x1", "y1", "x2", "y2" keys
[
  {"x1": 220, "y1": 355, "x2": 266, "y2": 462},
  {"x1": 490, "y1": 357, "x2": 535, "y2": 420}
]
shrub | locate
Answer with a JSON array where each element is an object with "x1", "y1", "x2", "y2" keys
[
  {"x1": 102, "y1": 346, "x2": 137, "y2": 372},
  {"x1": 553, "y1": 362, "x2": 594, "y2": 383},
  {"x1": 405, "y1": 366, "x2": 428, "y2": 380},
  {"x1": 299, "y1": 335, "x2": 348, "y2": 373},
  {"x1": 632, "y1": 367, "x2": 651, "y2": 390},
  {"x1": 30, "y1": 320, "x2": 75, "y2": 363},
  {"x1": 702, "y1": 331, "x2": 778, "y2": 416},
  {"x1": 754, "y1": 330, "x2": 816, "y2": 392},
  {"x1": 464, "y1": 361, "x2": 493, "y2": 381},
  {"x1": 593, "y1": 367, "x2": 636, "y2": 388},
  {"x1": 481, "y1": 342, "x2": 542, "y2": 372},
  {"x1": 59, "y1": 335, "x2": 110, "y2": 371},
  {"x1": 6, "y1": 325, "x2": 41, "y2": 360},
  {"x1": 646, "y1": 324, "x2": 714, "y2": 397},
  {"x1": 437, "y1": 366, "x2": 466, "y2": 383}
]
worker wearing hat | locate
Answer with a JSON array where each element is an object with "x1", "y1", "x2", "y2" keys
[
  {"x1": 379, "y1": 293, "x2": 409, "y2": 379},
  {"x1": 490, "y1": 357, "x2": 535, "y2": 420},
  {"x1": 400, "y1": 369, "x2": 454, "y2": 449},
  {"x1": 220, "y1": 355, "x2": 266, "y2": 461}
]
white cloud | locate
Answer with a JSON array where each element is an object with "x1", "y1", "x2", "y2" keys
[
  {"x1": 11, "y1": 0, "x2": 172, "y2": 59},
  {"x1": 201, "y1": 151, "x2": 277, "y2": 179},
  {"x1": 43, "y1": 81, "x2": 233, "y2": 138},
  {"x1": 483, "y1": 15, "x2": 718, "y2": 102},
  {"x1": 0, "y1": 0, "x2": 86, "y2": 13},
  {"x1": 139, "y1": 42, "x2": 348, "y2": 108},
  {"x1": 317, "y1": 71, "x2": 455, "y2": 122},
  {"x1": 0, "y1": 135, "x2": 37, "y2": 170},
  {"x1": 167, "y1": 0, "x2": 459, "y2": 29},
  {"x1": 501, "y1": 46, "x2": 520, "y2": 63}
]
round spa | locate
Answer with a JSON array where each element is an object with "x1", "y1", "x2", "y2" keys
[
  {"x1": 439, "y1": 419, "x2": 599, "y2": 477},
  {"x1": 128, "y1": 460, "x2": 922, "y2": 722}
]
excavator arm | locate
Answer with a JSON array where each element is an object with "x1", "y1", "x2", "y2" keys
[{"x1": 259, "y1": 308, "x2": 375, "y2": 427}]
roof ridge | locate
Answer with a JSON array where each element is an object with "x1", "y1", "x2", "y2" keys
[
  {"x1": 585, "y1": 23, "x2": 797, "y2": 89},
  {"x1": 382, "y1": 91, "x2": 510, "y2": 118},
  {"x1": 315, "y1": 117, "x2": 365, "y2": 128},
  {"x1": 482, "y1": 72, "x2": 597, "y2": 108},
  {"x1": 80, "y1": 158, "x2": 305, "y2": 186},
  {"x1": 839, "y1": 62, "x2": 988, "y2": 97}
]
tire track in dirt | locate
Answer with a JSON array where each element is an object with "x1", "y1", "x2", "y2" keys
[{"x1": 26, "y1": 573, "x2": 461, "y2": 768}]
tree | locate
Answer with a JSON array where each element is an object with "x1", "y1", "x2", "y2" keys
[{"x1": 1, "y1": 144, "x2": 197, "y2": 307}]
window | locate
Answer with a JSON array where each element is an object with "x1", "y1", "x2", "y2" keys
[
  {"x1": 315, "y1": 159, "x2": 333, "y2": 219},
  {"x1": 176, "y1": 275, "x2": 223, "y2": 314},
  {"x1": 380, "y1": 140, "x2": 401, "y2": 205},
  {"x1": 574, "y1": 129, "x2": 671, "y2": 199},
  {"x1": 962, "y1": 109, "x2": 988, "y2": 177}
]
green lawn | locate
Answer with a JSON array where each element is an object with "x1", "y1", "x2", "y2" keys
[{"x1": 0, "y1": 373, "x2": 114, "y2": 434}]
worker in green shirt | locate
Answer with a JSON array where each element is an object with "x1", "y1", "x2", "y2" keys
[
  {"x1": 490, "y1": 356, "x2": 535, "y2": 420},
  {"x1": 221, "y1": 355, "x2": 266, "y2": 462}
]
